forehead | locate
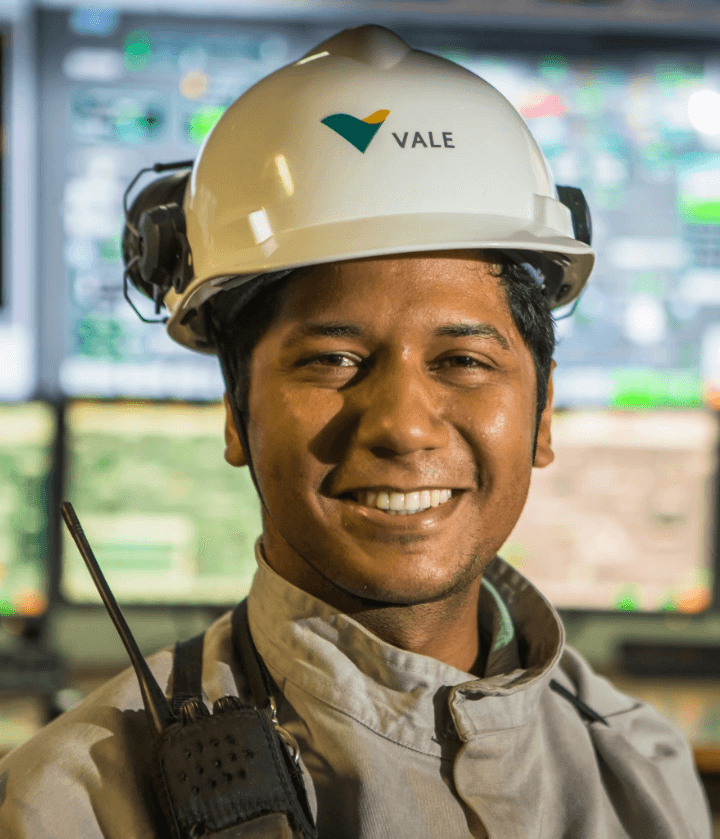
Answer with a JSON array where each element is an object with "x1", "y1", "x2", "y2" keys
[{"x1": 272, "y1": 251, "x2": 516, "y2": 332}]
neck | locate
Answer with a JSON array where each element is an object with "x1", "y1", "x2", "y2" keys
[
  {"x1": 350, "y1": 592, "x2": 486, "y2": 675},
  {"x1": 261, "y1": 541, "x2": 486, "y2": 675}
]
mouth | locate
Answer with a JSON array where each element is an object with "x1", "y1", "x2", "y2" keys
[{"x1": 342, "y1": 488, "x2": 457, "y2": 515}]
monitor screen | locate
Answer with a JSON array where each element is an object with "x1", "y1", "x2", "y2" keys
[
  {"x1": 61, "y1": 400, "x2": 262, "y2": 605},
  {"x1": 2, "y1": 26, "x2": 36, "y2": 401},
  {"x1": 500, "y1": 409, "x2": 718, "y2": 613},
  {"x1": 0, "y1": 402, "x2": 55, "y2": 617}
]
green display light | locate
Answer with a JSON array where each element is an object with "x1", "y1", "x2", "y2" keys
[
  {"x1": 616, "y1": 595, "x2": 639, "y2": 612},
  {"x1": 100, "y1": 237, "x2": 121, "y2": 262},
  {"x1": 654, "y1": 63, "x2": 700, "y2": 89},
  {"x1": 611, "y1": 368, "x2": 703, "y2": 408},
  {"x1": 678, "y1": 199, "x2": 720, "y2": 225},
  {"x1": 678, "y1": 155, "x2": 720, "y2": 226},
  {"x1": 187, "y1": 106, "x2": 226, "y2": 145},
  {"x1": 538, "y1": 53, "x2": 568, "y2": 81},
  {"x1": 124, "y1": 30, "x2": 152, "y2": 71}
]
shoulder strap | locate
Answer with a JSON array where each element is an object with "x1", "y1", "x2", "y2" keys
[
  {"x1": 231, "y1": 598, "x2": 279, "y2": 710},
  {"x1": 170, "y1": 599, "x2": 279, "y2": 715},
  {"x1": 549, "y1": 678, "x2": 609, "y2": 726},
  {"x1": 171, "y1": 599, "x2": 274, "y2": 714},
  {"x1": 171, "y1": 631, "x2": 205, "y2": 716}
]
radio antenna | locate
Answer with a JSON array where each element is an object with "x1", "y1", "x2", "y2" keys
[{"x1": 60, "y1": 502, "x2": 175, "y2": 735}]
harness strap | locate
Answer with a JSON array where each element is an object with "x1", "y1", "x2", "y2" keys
[
  {"x1": 171, "y1": 631, "x2": 205, "y2": 717},
  {"x1": 549, "y1": 678, "x2": 609, "y2": 726},
  {"x1": 171, "y1": 600, "x2": 271, "y2": 714},
  {"x1": 231, "y1": 599, "x2": 279, "y2": 710}
]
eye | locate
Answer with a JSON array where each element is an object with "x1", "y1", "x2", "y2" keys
[
  {"x1": 297, "y1": 352, "x2": 367, "y2": 387},
  {"x1": 308, "y1": 353, "x2": 361, "y2": 368},
  {"x1": 433, "y1": 354, "x2": 490, "y2": 370}
]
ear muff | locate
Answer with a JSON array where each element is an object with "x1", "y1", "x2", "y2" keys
[{"x1": 122, "y1": 163, "x2": 194, "y2": 322}]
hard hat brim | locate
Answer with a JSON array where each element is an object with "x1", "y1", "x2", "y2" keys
[{"x1": 169, "y1": 211, "x2": 595, "y2": 351}]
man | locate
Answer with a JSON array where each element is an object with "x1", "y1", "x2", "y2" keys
[{"x1": 0, "y1": 24, "x2": 712, "y2": 839}]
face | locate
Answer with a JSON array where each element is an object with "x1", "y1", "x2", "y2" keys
[{"x1": 225, "y1": 252, "x2": 553, "y2": 608}]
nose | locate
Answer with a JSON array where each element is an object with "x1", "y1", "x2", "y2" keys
[{"x1": 352, "y1": 356, "x2": 449, "y2": 456}]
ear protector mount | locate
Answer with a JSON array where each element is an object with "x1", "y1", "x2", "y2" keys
[
  {"x1": 556, "y1": 185, "x2": 592, "y2": 247},
  {"x1": 122, "y1": 160, "x2": 195, "y2": 324},
  {"x1": 553, "y1": 184, "x2": 592, "y2": 320}
]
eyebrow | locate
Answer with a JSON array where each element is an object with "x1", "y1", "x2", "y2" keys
[
  {"x1": 296, "y1": 322, "x2": 364, "y2": 338},
  {"x1": 434, "y1": 322, "x2": 510, "y2": 350},
  {"x1": 284, "y1": 321, "x2": 510, "y2": 349}
]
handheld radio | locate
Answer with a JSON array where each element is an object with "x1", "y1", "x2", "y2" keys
[{"x1": 61, "y1": 502, "x2": 317, "y2": 839}]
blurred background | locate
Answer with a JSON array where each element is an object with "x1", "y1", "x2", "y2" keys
[{"x1": 1, "y1": 0, "x2": 720, "y2": 828}]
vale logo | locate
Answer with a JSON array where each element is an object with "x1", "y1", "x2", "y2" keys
[{"x1": 321, "y1": 109, "x2": 390, "y2": 153}]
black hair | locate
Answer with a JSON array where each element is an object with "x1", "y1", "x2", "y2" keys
[
  {"x1": 207, "y1": 252, "x2": 555, "y2": 445},
  {"x1": 208, "y1": 272, "x2": 295, "y2": 423},
  {"x1": 484, "y1": 252, "x2": 556, "y2": 433}
]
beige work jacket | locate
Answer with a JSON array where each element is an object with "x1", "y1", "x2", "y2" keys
[{"x1": 0, "y1": 548, "x2": 712, "y2": 838}]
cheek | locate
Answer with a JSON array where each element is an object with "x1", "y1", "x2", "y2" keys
[
  {"x1": 249, "y1": 383, "x2": 342, "y2": 487},
  {"x1": 458, "y1": 386, "x2": 536, "y2": 464},
  {"x1": 485, "y1": 409, "x2": 534, "y2": 461}
]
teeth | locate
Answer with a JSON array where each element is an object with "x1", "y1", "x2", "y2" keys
[
  {"x1": 353, "y1": 488, "x2": 453, "y2": 513},
  {"x1": 389, "y1": 493, "x2": 405, "y2": 511},
  {"x1": 405, "y1": 491, "x2": 421, "y2": 511}
]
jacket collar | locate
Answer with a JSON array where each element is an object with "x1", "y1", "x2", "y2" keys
[{"x1": 246, "y1": 542, "x2": 565, "y2": 752}]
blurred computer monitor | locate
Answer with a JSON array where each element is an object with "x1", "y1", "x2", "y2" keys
[
  {"x1": 0, "y1": 402, "x2": 55, "y2": 617},
  {"x1": 500, "y1": 408, "x2": 718, "y2": 613},
  {"x1": 61, "y1": 400, "x2": 262, "y2": 605}
]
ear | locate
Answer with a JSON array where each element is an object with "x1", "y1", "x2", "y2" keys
[
  {"x1": 533, "y1": 361, "x2": 555, "y2": 468},
  {"x1": 223, "y1": 393, "x2": 247, "y2": 467}
]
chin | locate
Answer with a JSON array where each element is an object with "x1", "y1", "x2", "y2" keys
[{"x1": 326, "y1": 554, "x2": 486, "y2": 608}]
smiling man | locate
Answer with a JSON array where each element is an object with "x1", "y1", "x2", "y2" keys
[
  {"x1": 221, "y1": 252, "x2": 554, "y2": 679},
  {"x1": 0, "y1": 23, "x2": 712, "y2": 839}
]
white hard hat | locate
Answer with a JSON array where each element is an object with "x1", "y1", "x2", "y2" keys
[{"x1": 153, "y1": 25, "x2": 595, "y2": 351}]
